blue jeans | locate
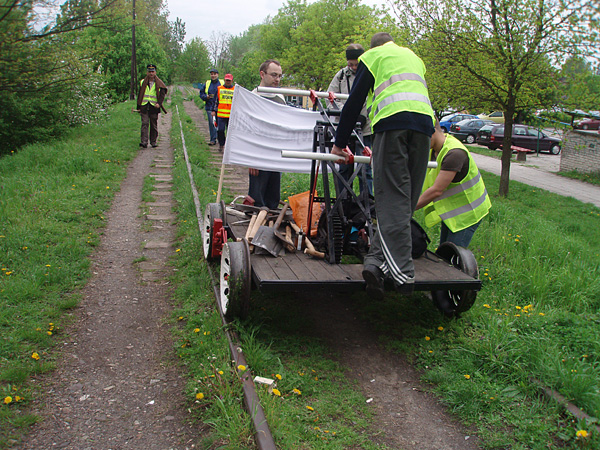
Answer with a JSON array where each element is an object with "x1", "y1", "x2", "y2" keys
[
  {"x1": 248, "y1": 170, "x2": 281, "y2": 210},
  {"x1": 439, "y1": 220, "x2": 481, "y2": 248},
  {"x1": 206, "y1": 110, "x2": 217, "y2": 142},
  {"x1": 217, "y1": 117, "x2": 229, "y2": 146}
]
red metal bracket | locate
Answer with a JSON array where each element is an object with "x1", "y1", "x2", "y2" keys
[{"x1": 211, "y1": 219, "x2": 227, "y2": 258}]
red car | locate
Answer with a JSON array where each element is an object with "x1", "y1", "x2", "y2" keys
[{"x1": 576, "y1": 118, "x2": 600, "y2": 130}]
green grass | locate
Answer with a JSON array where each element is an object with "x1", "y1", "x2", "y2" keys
[
  {"x1": 0, "y1": 101, "x2": 141, "y2": 447},
  {"x1": 559, "y1": 170, "x2": 600, "y2": 186},
  {"x1": 2, "y1": 92, "x2": 600, "y2": 449}
]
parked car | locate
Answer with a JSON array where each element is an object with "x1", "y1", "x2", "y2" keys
[
  {"x1": 476, "y1": 124, "x2": 561, "y2": 154},
  {"x1": 478, "y1": 111, "x2": 505, "y2": 123},
  {"x1": 438, "y1": 113, "x2": 478, "y2": 133},
  {"x1": 575, "y1": 118, "x2": 600, "y2": 130},
  {"x1": 450, "y1": 119, "x2": 494, "y2": 144}
]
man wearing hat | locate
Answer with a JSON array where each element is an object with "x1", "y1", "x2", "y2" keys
[
  {"x1": 199, "y1": 69, "x2": 223, "y2": 145},
  {"x1": 327, "y1": 43, "x2": 373, "y2": 196},
  {"x1": 137, "y1": 64, "x2": 168, "y2": 148},
  {"x1": 211, "y1": 73, "x2": 235, "y2": 152}
]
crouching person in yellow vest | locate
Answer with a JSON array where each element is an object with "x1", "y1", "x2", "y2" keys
[
  {"x1": 416, "y1": 120, "x2": 491, "y2": 248},
  {"x1": 137, "y1": 64, "x2": 168, "y2": 148}
]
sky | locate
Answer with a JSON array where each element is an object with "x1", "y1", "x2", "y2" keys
[{"x1": 166, "y1": 0, "x2": 388, "y2": 43}]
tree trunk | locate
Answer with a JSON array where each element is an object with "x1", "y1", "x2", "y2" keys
[{"x1": 499, "y1": 107, "x2": 516, "y2": 197}]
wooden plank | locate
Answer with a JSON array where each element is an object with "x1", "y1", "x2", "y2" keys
[
  {"x1": 276, "y1": 252, "x2": 318, "y2": 281},
  {"x1": 259, "y1": 255, "x2": 299, "y2": 281}
]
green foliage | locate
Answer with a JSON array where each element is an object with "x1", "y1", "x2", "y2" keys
[
  {"x1": 81, "y1": 24, "x2": 169, "y2": 101},
  {"x1": 173, "y1": 37, "x2": 211, "y2": 83}
]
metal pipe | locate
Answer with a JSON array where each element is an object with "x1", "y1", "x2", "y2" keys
[
  {"x1": 257, "y1": 86, "x2": 348, "y2": 100},
  {"x1": 281, "y1": 150, "x2": 438, "y2": 168}
]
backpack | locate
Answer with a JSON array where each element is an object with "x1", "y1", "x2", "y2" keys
[{"x1": 410, "y1": 218, "x2": 430, "y2": 259}]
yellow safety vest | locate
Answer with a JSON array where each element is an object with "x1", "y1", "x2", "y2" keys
[
  {"x1": 140, "y1": 80, "x2": 158, "y2": 107},
  {"x1": 359, "y1": 42, "x2": 435, "y2": 127},
  {"x1": 216, "y1": 85, "x2": 235, "y2": 118},
  {"x1": 205, "y1": 79, "x2": 224, "y2": 94},
  {"x1": 422, "y1": 135, "x2": 491, "y2": 232}
]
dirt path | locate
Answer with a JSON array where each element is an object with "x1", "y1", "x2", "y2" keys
[
  {"x1": 18, "y1": 101, "x2": 201, "y2": 449},
  {"x1": 183, "y1": 95, "x2": 481, "y2": 450}
]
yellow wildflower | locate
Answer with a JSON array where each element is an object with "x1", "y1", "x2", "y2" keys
[
  {"x1": 31, "y1": 352, "x2": 40, "y2": 360},
  {"x1": 194, "y1": 328, "x2": 200, "y2": 333},
  {"x1": 3, "y1": 396, "x2": 12, "y2": 404},
  {"x1": 272, "y1": 389, "x2": 281, "y2": 397},
  {"x1": 195, "y1": 392, "x2": 204, "y2": 400},
  {"x1": 275, "y1": 374, "x2": 282, "y2": 380},
  {"x1": 237, "y1": 365, "x2": 246, "y2": 371},
  {"x1": 437, "y1": 326, "x2": 444, "y2": 331},
  {"x1": 306, "y1": 406, "x2": 314, "y2": 411},
  {"x1": 293, "y1": 388, "x2": 302, "y2": 395},
  {"x1": 425, "y1": 336, "x2": 431, "y2": 341},
  {"x1": 576, "y1": 430, "x2": 588, "y2": 438},
  {"x1": 464, "y1": 374, "x2": 471, "y2": 380}
]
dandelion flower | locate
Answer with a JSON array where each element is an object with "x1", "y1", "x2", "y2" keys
[
  {"x1": 31, "y1": 352, "x2": 40, "y2": 360},
  {"x1": 293, "y1": 388, "x2": 302, "y2": 395},
  {"x1": 237, "y1": 365, "x2": 246, "y2": 371},
  {"x1": 195, "y1": 392, "x2": 204, "y2": 400},
  {"x1": 275, "y1": 374, "x2": 282, "y2": 380},
  {"x1": 272, "y1": 389, "x2": 281, "y2": 397},
  {"x1": 437, "y1": 326, "x2": 444, "y2": 331},
  {"x1": 576, "y1": 430, "x2": 588, "y2": 438},
  {"x1": 306, "y1": 406, "x2": 314, "y2": 411},
  {"x1": 425, "y1": 336, "x2": 431, "y2": 341},
  {"x1": 464, "y1": 374, "x2": 471, "y2": 380},
  {"x1": 218, "y1": 370, "x2": 223, "y2": 375},
  {"x1": 4, "y1": 396, "x2": 12, "y2": 404}
]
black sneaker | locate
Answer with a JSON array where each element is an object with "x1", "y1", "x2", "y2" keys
[
  {"x1": 139, "y1": 143, "x2": 148, "y2": 148},
  {"x1": 208, "y1": 141, "x2": 216, "y2": 146},
  {"x1": 362, "y1": 264, "x2": 385, "y2": 300},
  {"x1": 151, "y1": 143, "x2": 158, "y2": 148}
]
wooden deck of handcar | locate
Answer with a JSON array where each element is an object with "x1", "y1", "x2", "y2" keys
[{"x1": 227, "y1": 212, "x2": 481, "y2": 294}]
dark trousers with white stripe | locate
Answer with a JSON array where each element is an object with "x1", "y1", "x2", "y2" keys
[{"x1": 364, "y1": 129, "x2": 430, "y2": 284}]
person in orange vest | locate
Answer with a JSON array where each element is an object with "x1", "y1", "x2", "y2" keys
[
  {"x1": 211, "y1": 73, "x2": 235, "y2": 152},
  {"x1": 136, "y1": 64, "x2": 167, "y2": 148}
]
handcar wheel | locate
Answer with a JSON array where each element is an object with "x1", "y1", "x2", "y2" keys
[
  {"x1": 202, "y1": 203, "x2": 223, "y2": 261},
  {"x1": 220, "y1": 240, "x2": 251, "y2": 320},
  {"x1": 550, "y1": 145, "x2": 560, "y2": 155},
  {"x1": 466, "y1": 134, "x2": 476, "y2": 144},
  {"x1": 431, "y1": 242, "x2": 479, "y2": 317}
]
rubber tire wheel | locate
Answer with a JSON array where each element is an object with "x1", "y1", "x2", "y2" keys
[
  {"x1": 220, "y1": 240, "x2": 251, "y2": 320},
  {"x1": 431, "y1": 242, "x2": 479, "y2": 317},
  {"x1": 466, "y1": 134, "x2": 476, "y2": 144},
  {"x1": 202, "y1": 203, "x2": 223, "y2": 261},
  {"x1": 550, "y1": 145, "x2": 560, "y2": 155}
]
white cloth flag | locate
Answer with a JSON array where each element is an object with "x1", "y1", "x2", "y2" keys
[{"x1": 223, "y1": 86, "x2": 322, "y2": 174}]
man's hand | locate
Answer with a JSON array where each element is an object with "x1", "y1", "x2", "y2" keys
[
  {"x1": 249, "y1": 168, "x2": 259, "y2": 176},
  {"x1": 331, "y1": 145, "x2": 351, "y2": 164},
  {"x1": 211, "y1": 111, "x2": 216, "y2": 116}
]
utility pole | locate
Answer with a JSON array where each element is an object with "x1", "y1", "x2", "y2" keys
[{"x1": 129, "y1": 0, "x2": 137, "y2": 100}]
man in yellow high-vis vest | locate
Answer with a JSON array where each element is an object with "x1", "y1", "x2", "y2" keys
[
  {"x1": 211, "y1": 74, "x2": 235, "y2": 152},
  {"x1": 416, "y1": 121, "x2": 491, "y2": 248},
  {"x1": 332, "y1": 32, "x2": 435, "y2": 298},
  {"x1": 137, "y1": 64, "x2": 167, "y2": 148}
]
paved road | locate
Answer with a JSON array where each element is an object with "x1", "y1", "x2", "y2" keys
[{"x1": 472, "y1": 152, "x2": 600, "y2": 208}]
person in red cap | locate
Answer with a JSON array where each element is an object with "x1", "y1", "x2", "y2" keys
[{"x1": 212, "y1": 73, "x2": 235, "y2": 151}]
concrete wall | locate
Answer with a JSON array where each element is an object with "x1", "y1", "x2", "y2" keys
[{"x1": 560, "y1": 130, "x2": 600, "y2": 173}]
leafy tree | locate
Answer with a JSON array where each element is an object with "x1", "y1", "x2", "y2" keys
[
  {"x1": 174, "y1": 37, "x2": 211, "y2": 83},
  {"x1": 391, "y1": 0, "x2": 600, "y2": 196},
  {"x1": 560, "y1": 57, "x2": 600, "y2": 112},
  {"x1": 81, "y1": 23, "x2": 168, "y2": 101}
]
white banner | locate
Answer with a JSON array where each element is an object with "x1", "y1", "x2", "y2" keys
[{"x1": 223, "y1": 86, "x2": 322, "y2": 174}]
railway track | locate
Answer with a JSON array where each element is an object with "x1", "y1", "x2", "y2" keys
[{"x1": 175, "y1": 104, "x2": 277, "y2": 449}]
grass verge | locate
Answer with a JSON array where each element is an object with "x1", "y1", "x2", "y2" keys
[{"x1": 0, "y1": 102, "x2": 141, "y2": 447}]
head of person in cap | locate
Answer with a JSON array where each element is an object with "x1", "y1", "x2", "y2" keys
[
  {"x1": 224, "y1": 73, "x2": 233, "y2": 87},
  {"x1": 209, "y1": 68, "x2": 219, "y2": 82},
  {"x1": 345, "y1": 43, "x2": 364, "y2": 73},
  {"x1": 146, "y1": 64, "x2": 157, "y2": 80}
]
